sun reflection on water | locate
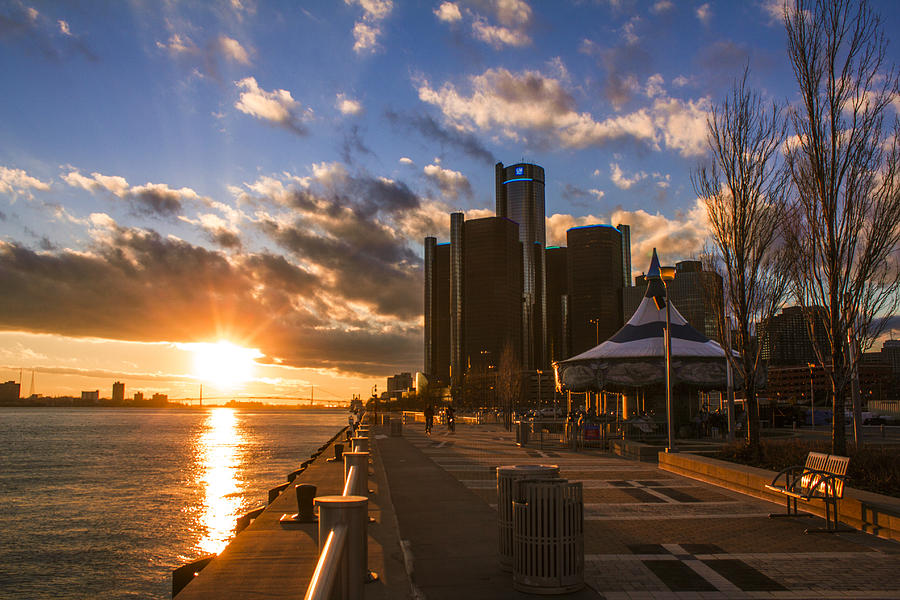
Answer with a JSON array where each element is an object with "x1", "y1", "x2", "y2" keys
[{"x1": 195, "y1": 408, "x2": 243, "y2": 555}]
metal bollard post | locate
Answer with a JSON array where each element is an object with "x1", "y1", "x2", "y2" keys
[
  {"x1": 327, "y1": 443, "x2": 345, "y2": 462},
  {"x1": 315, "y1": 495, "x2": 369, "y2": 600},
  {"x1": 343, "y1": 452, "x2": 369, "y2": 497},
  {"x1": 295, "y1": 484, "x2": 317, "y2": 522},
  {"x1": 351, "y1": 436, "x2": 369, "y2": 453}
]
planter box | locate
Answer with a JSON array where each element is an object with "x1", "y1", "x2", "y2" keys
[{"x1": 658, "y1": 451, "x2": 900, "y2": 542}]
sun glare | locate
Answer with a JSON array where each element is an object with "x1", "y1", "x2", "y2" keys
[{"x1": 189, "y1": 341, "x2": 262, "y2": 388}]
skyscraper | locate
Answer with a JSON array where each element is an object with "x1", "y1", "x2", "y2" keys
[
  {"x1": 567, "y1": 224, "x2": 624, "y2": 356},
  {"x1": 545, "y1": 246, "x2": 569, "y2": 363},
  {"x1": 450, "y1": 212, "x2": 464, "y2": 384},
  {"x1": 462, "y1": 216, "x2": 523, "y2": 372},
  {"x1": 424, "y1": 238, "x2": 451, "y2": 385},
  {"x1": 495, "y1": 162, "x2": 547, "y2": 369},
  {"x1": 616, "y1": 223, "x2": 632, "y2": 288}
]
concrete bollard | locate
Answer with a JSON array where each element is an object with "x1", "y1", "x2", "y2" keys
[
  {"x1": 343, "y1": 452, "x2": 369, "y2": 497},
  {"x1": 295, "y1": 484, "x2": 317, "y2": 522},
  {"x1": 351, "y1": 436, "x2": 369, "y2": 453},
  {"x1": 327, "y1": 443, "x2": 345, "y2": 462},
  {"x1": 315, "y1": 495, "x2": 370, "y2": 599}
]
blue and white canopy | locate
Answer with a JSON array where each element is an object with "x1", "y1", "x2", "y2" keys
[{"x1": 555, "y1": 249, "x2": 732, "y2": 391}]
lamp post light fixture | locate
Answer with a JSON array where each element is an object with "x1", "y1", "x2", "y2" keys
[
  {"x1": 589, "y1": 318, "x2": 601, "y2": 345},
  {"x1": 648, "y1": 263, "x2": 677, "y2": 453}
]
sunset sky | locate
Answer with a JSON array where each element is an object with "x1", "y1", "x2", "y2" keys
[{"x1": 1, "y1": 0, "x2": 899, "y2": 402}]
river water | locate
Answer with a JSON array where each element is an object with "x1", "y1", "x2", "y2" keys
[{"x1": 0, "y1": 407, "x2": 347, "y2": 599}]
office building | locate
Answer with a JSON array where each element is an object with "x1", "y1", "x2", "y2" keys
[
  {"x1": 624, "y1": 259, "x2": 724, "y2": 343},
  {"x1": 112, "y1": 381, "x2": 125, "y2": 403},
  {"x1": 462, "y1": 216, "x2": 523, "y2": 372},
  {"x1": 545, "y1": 246, "x2": 569, "y2": 363},
  {"x1": 424, "y1": 239, "x2": 451, "y2": 385},
  {"x1": 0, "y1": 380, "x2": 20, "y2": 403},
  {"x1": 759, "y1": 306, "x2": 828, "y2": 366},
  {"x1": 616, "y1": 223, "x2": 632, "y2": 288},
  {"x1": 450, "y1": 212, "x2": 465, "y2": 384},
  {"x1": 495, "y1": 162, "x2": 547, "y2": 368},
  {"x1": 387, "y1": 372, "x2": 413, "y2": 393},
  {"x1": 567, "y1": 224, "x2": 624, "y2": 356}
]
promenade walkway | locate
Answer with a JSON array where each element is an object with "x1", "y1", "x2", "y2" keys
[{"x1": 380, "y1": 422, "x2": 900, "y2": 600}]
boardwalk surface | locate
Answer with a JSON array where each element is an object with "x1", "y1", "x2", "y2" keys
[{"x1": 380, "y1": 423, "x2": 900, "y2": 600}]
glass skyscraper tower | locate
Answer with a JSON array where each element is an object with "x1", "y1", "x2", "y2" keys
[{"x1": 495, "y1": 162, "x2": 546, "y2": 369}]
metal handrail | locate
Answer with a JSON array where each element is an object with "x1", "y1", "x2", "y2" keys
[
  {"x1": 342, "y1": 464, "x2": 361, "y2": 497},
  {"x1": 303, "y1": 524, "x2": 348, "y2": 600}
]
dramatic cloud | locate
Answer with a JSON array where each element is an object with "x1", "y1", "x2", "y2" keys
[
  {"x1": 345, "y1": 0, "x2": 393, "y2": 54},
  {"x1": 423, "y1": 162, "x2": 472, "y2": 199},
  {"x1": 340, "y1": 125, "x2": 374, "y2": 164},
  {"x1": 336, "y1": 93, "x2": 363, "y2": 115},
  {"x1": 384, "y1": 109, "x2": 496, "y2": 163},
  {"x1": 0, "y1": 166, "x2": 51, "y2": 200},
  {"x1": 0, "y1": 217, "x2": 421, "y2": 375},
  {"x1": 62, "y1": 170, "x2": 200, "y2": 216},
  {"x1": 417, "y1": 67, "x2": 710, "y2": 156},
  {"x1": 234, "y1": 77, "x2": 310, "y2": 135}
]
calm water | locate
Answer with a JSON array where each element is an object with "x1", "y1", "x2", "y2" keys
[{"x1": 0, "y1": 407, "x2": 346, "y2": 599}]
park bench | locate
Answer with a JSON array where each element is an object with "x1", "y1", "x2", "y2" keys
[{"x1": 765, "y1": 451, "x2": 850, "y2": 533}]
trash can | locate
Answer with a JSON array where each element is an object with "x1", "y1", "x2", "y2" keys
[
  {"x1": 496, "y1": 464, "x2": 559, "y2": 571},
  {"x1": 516, "y1": 421, "x2": 530, "y2": 447},
  {"x1": 390, "y1": 419, "x2": 402, "y2": 437},
  {"x1": 512, "y1": 478, "x2": 584, "y2": 594}
]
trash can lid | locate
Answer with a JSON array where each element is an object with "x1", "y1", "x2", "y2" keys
[{"x1": 497, "y1": 464, "x2": 559, "y2": 474}]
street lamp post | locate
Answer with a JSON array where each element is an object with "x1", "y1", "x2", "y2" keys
[
  {"x1": 807, "y1": 363, "x2": 815, "y2": 428},
  {"x1": 648, "y1": 262, "x2": 677, "y2": 453}
]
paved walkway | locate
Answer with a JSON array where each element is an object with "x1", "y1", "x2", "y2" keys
[{"x1": 376, "y1": 423, "x2": 900, "y2": 600}]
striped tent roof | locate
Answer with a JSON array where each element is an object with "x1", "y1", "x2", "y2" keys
[{"x1": 554, "y1": 249, "x2": 731, "y2": 391}]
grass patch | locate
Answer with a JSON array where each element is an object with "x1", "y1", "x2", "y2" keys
[{"x1": 717, "y1": 439, "x2": 900, "y2": 498}]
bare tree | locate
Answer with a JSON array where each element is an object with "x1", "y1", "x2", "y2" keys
[
  {"x1": 692, "y1": 67, "x2": 791, "y2": 454},
  {"x1": 783, "y1": 0, "x2": 900, "y2": 454},
  {"x1": 497, "y1": 340, "x2": 521, "y2": 431}
]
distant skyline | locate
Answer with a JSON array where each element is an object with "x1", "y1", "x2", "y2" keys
[{"x1": 1, "y1": 1, "x2": 899, "y2": 400}]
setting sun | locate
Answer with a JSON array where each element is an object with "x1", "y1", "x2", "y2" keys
[{"x1": 187, "y1": 341, "x2": 263, "y2": 388}]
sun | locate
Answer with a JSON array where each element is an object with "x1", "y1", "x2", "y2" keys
[{"x1": 188, "y1": 341, "x2": 262, "y2": 388}]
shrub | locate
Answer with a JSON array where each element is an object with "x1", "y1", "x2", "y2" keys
[{"x1": 717, "y1": 439, "x2": 900, "y2": 498}]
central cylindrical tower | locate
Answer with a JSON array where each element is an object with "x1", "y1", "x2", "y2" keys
[{"x1": 496, "y1": 162, "x2": 547, "y2": 369}]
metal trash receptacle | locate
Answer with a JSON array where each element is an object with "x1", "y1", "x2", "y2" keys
[
  {"x1": 390, "y1": 419, "x2": 402, "y2": 437},
  {"x1": 496, "y1": 464, "x2": 559, "y2": 571},
  {"x1": 512, "y1": 478, "x2": 584, "y2": 594},
  {"x1": 516, "y1": 421, "x2": 530, "y2": 446}
]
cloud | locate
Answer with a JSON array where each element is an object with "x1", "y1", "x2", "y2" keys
[
  {"x1": 0, "y1": 166, "x2": 51, "y2": 200},
  {"x1": 433, "y1": 0, "x2": 532, "y2": 49},
  {"x1": 0, "y1": 3, "x2": 97, "y2": 61},
  {"x1": 336, "y1": 93, "x2": 363, "y2": 115},
  {"x1": 423, "y1": 162, "x2": 472, "y2": 199},
  {"x1": 384, "y1": 109, "x2": 496, "y2": 163},
  {"x1": 345, "y1": 0, "x2": 393, "y2": 54},
  {"x1": 0, "y1": 217, "x2": 421, "y2": 376},
  {"x1": 416, "y1": 67, "x2": 710, "y2": 156},
  {"x1": 62, "y1": 170, "x2": 199, "y2": 216},
  {"x1": 234, "y1": 77, "x2": 310, "y2": 135},
  {"x1": 610, "y1": 163, "x2": 647, "y2": 189},
  {"x1": 157, "y1": 33, "x2": 252, "y2": 79},
  {"x1": 340, "y1": 125, "x2": 374, "y2": 163},
  {"x1": 696, "y1": 3, "x2": 712, "y2": 25},
  {"x1": 560, "y1": 184, "x2": 605, "y2": 206},
  {"x1": 434, "y1": 2, "x2": 462, "y2": 23},
  {"x1": 651, "y1": 1, "x2": 673, "y2": 14},
  {"x1": 545, "y1": 200, "x2": 710, "y2": 276},
  {"x1": 399, "y1": 157, "x2": 414, "y2": 165},
  {"x1": 761, "y1": 0, "x2": 787, "y2": 25}
]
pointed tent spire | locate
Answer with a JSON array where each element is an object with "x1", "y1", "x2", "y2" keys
[{"x1": 644, "y1": 248, "x2": 667, "y2": 304}]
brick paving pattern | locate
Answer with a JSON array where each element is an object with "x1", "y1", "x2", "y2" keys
[{"x1": 396, "y1": 423, "x2": 900, "y2": 599}]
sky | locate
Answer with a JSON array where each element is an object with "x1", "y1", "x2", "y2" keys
[{"x1": 1, "y1": 0, "x2": 899, "y2": 403}]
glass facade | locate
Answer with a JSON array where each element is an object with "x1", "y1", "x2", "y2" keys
[
  {"x1": 567, "y1": 224, "x2": 624, "y2": 356},
  {"x1": 495, "y1": 162, "x2": 547, "y2": 369},
  {"x1": 545, "y1": 246, "x2": 569, "y2": 362},
  {"x1": 449, "y1": 212, "x2": 464, "y2": 384}
]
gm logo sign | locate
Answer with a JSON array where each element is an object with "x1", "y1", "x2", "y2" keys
[{"x1": 515, "y1": 166, "x2": 524, "y2": 175}]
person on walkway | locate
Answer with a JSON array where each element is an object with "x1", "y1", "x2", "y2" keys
[
  {"x1": 446, "y1": 405, "x2": 455, "y2": 433},
  {"x1": 424, "y1": 404, "x2": 434, "y2": 435}
]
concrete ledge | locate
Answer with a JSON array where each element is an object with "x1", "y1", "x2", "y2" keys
[
  {"x1": 611, "y1": 439, "x2": 663, "y2": 462},
  {"x1": 658, "y1": 451, "x2": 900, "y2": 542}
]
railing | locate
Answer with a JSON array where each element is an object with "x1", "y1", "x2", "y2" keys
[{"x1": 303, "y1": 431, "x2": 371, "y2": 600}]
